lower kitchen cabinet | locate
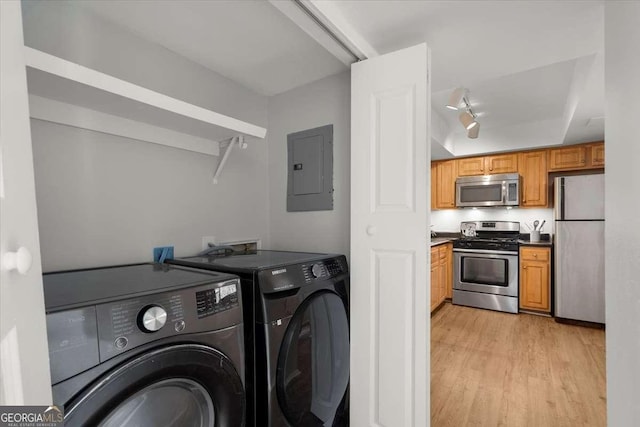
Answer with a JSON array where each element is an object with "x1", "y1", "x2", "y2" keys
[
  {"x1": 519, "y1": 246, "x2": 551, "y2": 312},
  {"x1": 444, "y1": 243, "x2": 453, "y2": 299},
  {"x1": 431, "y1": 242, "x2": 453, "y2": 312}
]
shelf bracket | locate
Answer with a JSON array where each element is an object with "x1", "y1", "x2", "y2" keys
[{"x1": 213, "y1": 135, "x2": 247, "y2": 184}]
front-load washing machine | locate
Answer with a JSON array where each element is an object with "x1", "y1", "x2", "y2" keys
[
  {"x1": 43, "y1": 263, "x2": 245, "y2": 426},
  {"x1": 167, "y1": 250, "x2": 350, "y2": 427}
]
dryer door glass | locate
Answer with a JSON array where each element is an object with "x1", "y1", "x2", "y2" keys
[
  {"x1": 276, "y1": 292, "x2": 349, "y2": 426},
  {"x1": 99, "y1": 378, "x2": 214, "y2": 427}
]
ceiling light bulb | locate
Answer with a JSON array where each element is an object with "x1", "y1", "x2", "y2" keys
[
  {"x1": 446, "y1": 87, "x2": 466, "y2": 110},
  {"x1": 468, "y1": 121, "x2": 480, "y2": 139},
  {"x1": 459, "y1": 111, "x2": 476, "y2": 130}
]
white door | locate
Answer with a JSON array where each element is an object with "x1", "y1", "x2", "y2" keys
[
  {"x1": 350, "y1": 43, "x2": 430, "y2": 426},
  {"x1": 0, "y1": 0, "x2": 52, "y2": 405}
]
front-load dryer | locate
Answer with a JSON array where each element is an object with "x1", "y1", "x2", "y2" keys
[
  {"x1": 168, "y1": 250, "x2": 350, "y2": 427},
  {"x1": 43, "y1": 263, "x2": 245, "y2": 427}
]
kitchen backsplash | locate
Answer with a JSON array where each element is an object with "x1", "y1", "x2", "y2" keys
[{"x1": 431, "y1": 208, "x2": 554, "y2": 233}]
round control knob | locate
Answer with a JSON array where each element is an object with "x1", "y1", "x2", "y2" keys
[
  {"x1": 311, "y1": 263, "x2": 323, "y2": 278},
  {"x1": 138, "y1": 305, "x2": 167, "y2": 333}
]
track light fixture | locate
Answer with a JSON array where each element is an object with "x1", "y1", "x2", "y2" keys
[
  {"x1": 446, "y1": 87, "x2": 467, "y2": 110},
  {"x1": 459, "y1": 111, "x2": 477, "y2": 130},
  {"x1": 467, "y1": 121, "x2": 480, "y2": 139},
  {"x1": 445, "y1": 87, "x2": 480, "y2": 138}
]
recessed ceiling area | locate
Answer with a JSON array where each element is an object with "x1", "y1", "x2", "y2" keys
[
  {"x1": 310, "y1": 0, "x2": 605, "y2": 159},
  {"x1": 433, "y1": 59, "x2": 578, "y2": 132}
]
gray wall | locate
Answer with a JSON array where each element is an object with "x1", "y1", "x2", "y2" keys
[
  {"x1": 32, "y1": 120, "x2": 270, "y2": 271},
  {"x1": 267, "y1": 72, "x2": 350, "y2": 257},
  {"x1": 24, "y1": 1, "x2": 270, "y2": 271},
  {"x1": 605, "y1": 2, "x2": 640, "y2": 426}
]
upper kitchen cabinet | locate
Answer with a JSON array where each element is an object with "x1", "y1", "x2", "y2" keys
[
  {"x1": 432, "y1": 160, "x2": 457, "y2": 209},
  {"x1": 431, "y1": 163, "x2": 437, "y2": 210},
  {"x1": 519, "y1": 150, "x2": 548, "y2": 208},
  {"x1": 591, "y1": 142, "x2": 605, "y2": 167},
  {"x1": 457, "y1": 156, "x2": 485, "y2": 176},
  {"x1": 457, "y1": 153, "x2": 518, "y2": 176},
  {"x1": 548, "y1": 145, "x2": 587, "y2": 170},
  {"x1": 485, "y1": 154, "x2": 518, "y2": 174},
  {"x1": 548, "y1": 142, "x2": 604, "y2": 171}
]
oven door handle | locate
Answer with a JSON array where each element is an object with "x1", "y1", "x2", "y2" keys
[{"x1": 453, "y1": 248, "x2": 518, "y2": 256}]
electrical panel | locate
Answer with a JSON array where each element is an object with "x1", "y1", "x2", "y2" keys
[{"x1": 287, "y1": 125, "x2": 333, "y2": 212}]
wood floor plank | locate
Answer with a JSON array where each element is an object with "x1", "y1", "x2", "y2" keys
[{"x1": 431, "y1": 303, "x2": 606, "y2": 426}]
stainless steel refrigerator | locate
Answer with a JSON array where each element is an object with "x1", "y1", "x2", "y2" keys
[{"x1": 554, "y1": 174, "x2": 605, "y2": 323}]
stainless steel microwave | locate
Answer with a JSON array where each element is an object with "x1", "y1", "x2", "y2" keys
[{"x1": 455, "y1": 173, "x2": 520, "y2": 207}]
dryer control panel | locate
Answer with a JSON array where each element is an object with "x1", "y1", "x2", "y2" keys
[{"x1": 258, "y1": 256, "x2": 348, "y2": 294}]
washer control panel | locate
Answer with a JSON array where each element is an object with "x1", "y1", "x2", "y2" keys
[
  {"x1": 96, "y1": 279, "x2": 240, "y2": 361},
  {"x1": 196, "y1": 283, "x2": 238, "y2": 318}
]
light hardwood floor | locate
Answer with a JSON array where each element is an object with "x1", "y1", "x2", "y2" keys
[{"x1": 431, "y1": 303, "x2": 606, "y2": 426}]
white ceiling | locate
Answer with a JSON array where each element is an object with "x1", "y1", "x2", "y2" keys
[
  {"x1": 79, "y1": 0, "x2": 347, "y2": 96},
  {"x1": 74, "y1": 1, "x2": 605, "y2": 158},
  {"x1": 332, "y1": 0, "x2": 604, "y2": 92},
  {"x1": 324, "y1": 0, "x2": 605, "y2": 158}
]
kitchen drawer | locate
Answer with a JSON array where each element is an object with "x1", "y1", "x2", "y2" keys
[{"x1": 520, "y1": 247, "x2": 550, "y2": 262}]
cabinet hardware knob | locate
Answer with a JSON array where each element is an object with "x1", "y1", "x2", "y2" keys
[
  {"x1": 523, "y1": 266, "x2": 527, "y2": 269},
  {"x1": 533, "y1": 253, "x2": 537, "y2": 257},
  {"x1": 366, "y1": 225, "x2": 377, "y2": 236}
]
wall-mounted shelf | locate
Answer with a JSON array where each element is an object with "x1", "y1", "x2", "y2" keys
[{"x1": 23, "y1": 46, "x2": 267, "y2": 158}]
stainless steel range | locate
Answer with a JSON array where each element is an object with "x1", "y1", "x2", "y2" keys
[{"x1": 452, "y1": 221, "x2": 520, "y2": 313}]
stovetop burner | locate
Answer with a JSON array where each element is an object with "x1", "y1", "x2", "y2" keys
[{"x1": 455, "y1": 221, "x2": 520, "y2": 252}]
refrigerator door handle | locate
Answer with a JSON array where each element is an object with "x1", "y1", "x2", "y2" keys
[{"x1": 554, "y1": 177, "x2": 565, "y2": 220}]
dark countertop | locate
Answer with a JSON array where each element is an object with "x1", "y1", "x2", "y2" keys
[
  {"x1": 518, "y1": 233, "x2": 553, "y2": 247},
  {"x1": 429, "y1": 232, "x2": 553, "y2": 247},
  {"x1": 430, "y1": 238, "x2": 455, "y2": 247},
  {"x1": 518, "y1": 239, "x2": 553, "y2": 247}
]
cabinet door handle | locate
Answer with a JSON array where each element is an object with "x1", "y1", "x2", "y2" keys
[
  {"x1": 523, "y1": 266, "x2": 527, "y2": 269},
  {"x1": 533, "y1": 253, "x2": 538, "y2": 257}
]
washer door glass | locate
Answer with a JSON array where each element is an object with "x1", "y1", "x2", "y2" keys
[
  {"x1": 277, "y1": 292, "x2": 349, "y2": 426},
  {"x1": 99, "y1": 378, "x2": 214, "y2": 427},
  {"x1": 64, "y1": 344, "x2": 244, "y2": 427}
]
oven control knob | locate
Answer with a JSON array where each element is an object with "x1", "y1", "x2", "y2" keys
[
  {"x1": 311, "y1": 263, "x2": 323, "y2": 278},
  {"x1": 138, "y1": 305, "x2": 167, "y2": 333}
]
